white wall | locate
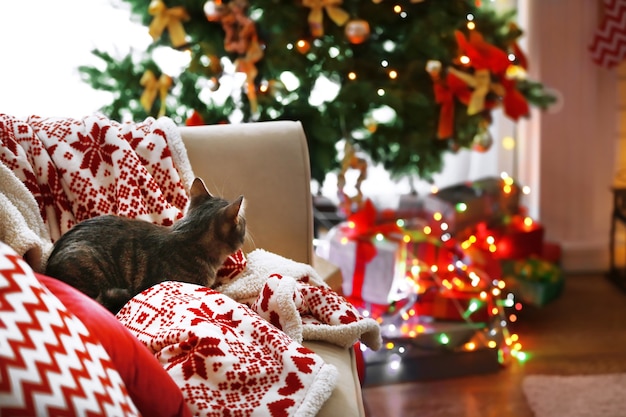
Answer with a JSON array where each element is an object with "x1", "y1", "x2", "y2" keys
[
  {"x1": 518, "y1": 0, "x2": 617, "y2": 273},
  {"x1": 0, "y1": 0, "x2": 150, "y2": 118}
]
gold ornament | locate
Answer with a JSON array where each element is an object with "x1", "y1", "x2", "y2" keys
[
  {"x1": 148, "y1": 0, "x2": 190, "y2": 48},
  {"x1": 302, "y1": 0, "x2": 350, "y2": 37},
  {"x1": 472, "y1": 120, "x2": 494, "y2": 153},
  {"x1": 345, "y1": 19, "x2": 370, "y2": 44},
  {"x1": 140, "y1": 70, "x2": 172, "y2": 118}
]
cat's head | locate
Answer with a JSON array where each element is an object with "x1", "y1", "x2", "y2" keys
[{"x1": 186, "y1": 177, "x2": 246, "y2": 254}]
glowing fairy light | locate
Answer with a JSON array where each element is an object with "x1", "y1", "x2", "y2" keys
[
  {"x1": 522, "y1": 185, "x2": 531, "y2": 195},
  {"x1": 424, "y1": 226, "x2": 432, "y2": 234},
  {"x1": 376, "y1": 233, "x2": 384, "y2": 241},
  {"x1": 389, "y1": 354, "x2": 401, "y2": 370},
  {"x1": 468, "y1": 300, "x2": 480, "y2": 312},
  {"x1": 377, "y1": 88, "x2": 385, "y2": 96},
  {"x1": 502, "y1": 136, "x2": 515, "y2": 150},
  {"x1": 403, "y1": 234, "x2": 411, "y2": 243},
  {"x1": 433, "y1": 212, "x2": 443, "y2": 221},
  {"x1": 348, "y1": 221, "x2": 356, "y2": 228},
  {"x1": 488, "y1": 341, "x2": 497, "y2": 348},
  {"x1": 441, "y1": 222, "x2": 449, "y2": 231},
  {"x1": 348, "y1": 71, "x2": 357, "y2": 80},
  {"x1": 438, "y1": 333, "x2": 450, "y2": 345},
  {"x1": 396, "y1": 219, "x2": 405, "y2": 227},
  {"x1": 340, "y1": 237, "x2": 349, "y2": 244},
  {"x1": 389, "y1": 70, "x2": 398, "y2": 79},
  {"x1": 467, "y1": 21, "x2": 476, "y2": 30},
  {"x1": 381, "y1": 60, "x2": 389, "y2": 67},
  {"x1": 456, "y1": 202, "x2": 467, "y2": 212},
  {"x1": 460, "y1": 55, "x2": 471, "y2": 65},
  {"x1": 524, "y1": 217, "x2": 533, "y2": 227}
]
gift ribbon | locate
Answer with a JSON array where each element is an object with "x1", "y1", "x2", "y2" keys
[
  {"x1": 342, "y1": 199, "x2": 403, "y2": 300},
  {"x1": 302, "y1": 0, "x2": 350, "y2": 37},
  {"x1": 148, "y1": 0, "x2": 190, "y2": 48},
  {"x1": 427, "y1": 61, "x2": 473, "y2": 139},
  {"x1": 140, "y1": 70, "x2": 172, "y2": 117},
  {"x1": 234, "y1": 38, "x2": 263, "y2": 115}
]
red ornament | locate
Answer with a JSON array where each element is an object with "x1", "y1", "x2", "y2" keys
[
  {"x1": 345, "y1": 19, "x2": 370, "y2": 44},
  {"x1": 185, "y1": 110, "x2": 205, "y2": 126}
]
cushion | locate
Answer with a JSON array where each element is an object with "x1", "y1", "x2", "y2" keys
[
  {"x1": 0, "y1": 242, "x2": 139, "y2": 416},
  {"x1": 36, "y1": 273, "x2": 192, "y2": 417}
]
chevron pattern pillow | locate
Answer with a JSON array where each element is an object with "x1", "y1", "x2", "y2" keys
[{"x1": 0, "y1": 242, "x2": 139, "y2": 416}]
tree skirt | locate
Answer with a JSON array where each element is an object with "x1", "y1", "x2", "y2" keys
[{"x1": 522, "y1": 373, "x2": 626, "y2": 417}]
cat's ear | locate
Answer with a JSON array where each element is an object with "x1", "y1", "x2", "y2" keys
[
  {"x1": 226, "y1": 195, "x2": 245, "y2": 224},
  {"x1": 190, "y1": 178, "x2": 214, "y2": 199}
]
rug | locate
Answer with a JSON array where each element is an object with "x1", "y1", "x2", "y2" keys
[{"x1": 522, "y1": 373, "x2": 626, "y2": 417}]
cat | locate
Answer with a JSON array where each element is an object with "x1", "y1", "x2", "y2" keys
[{"x1": 44, "y1": 177, "x2": 246, "y2": 314}]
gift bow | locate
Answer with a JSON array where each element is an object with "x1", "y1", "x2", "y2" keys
[
  {"x1": 148, "y1": 0, "x2": 190, "y2": 48},
  {"x1": 140, "y1": 70, "x2": 172, "y2": 118},
  {"x1": 302, "y1": 0, "x2": 350, "y2": 37},
  {"x1": 343, "y1": 199, "x2": 403, "y2": 263},
  {"x1": 453, "y1": 30, "x2": 528, "y2": 118}
]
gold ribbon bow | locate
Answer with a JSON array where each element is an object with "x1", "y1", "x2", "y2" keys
[
  {"x1": 148, "y1": 0, "x2": 190, "y2": 48},
  {"x1": 140, "y1": 70, "x2": 172, "y2": 118},
  {"x1": 302, "y1": 0, "x2": 350, "y2": 37},
  {"x1": 447, "y1": 67, "x2": 491, "y2": 116}
]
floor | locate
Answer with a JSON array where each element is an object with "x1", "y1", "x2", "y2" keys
[{"x1": 361, "y1": 272, "x2": 626, "y2": 417}]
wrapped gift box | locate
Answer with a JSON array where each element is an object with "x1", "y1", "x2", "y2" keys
[
  {"x1": 325, "y1": 224, "x2": 403, "y2": 305},
  {"x1": 501, "y1": 257, "x2": 564, "y2": 307},
  {"x1": 363, "y1": 320, "x2": 502, "y2": 385},
  {"x1": 422, "y1": 183, "x2": 490, "y2": 234},
  {"x1": 472, "y1": 176, "x2": 521, "y2": 219}
]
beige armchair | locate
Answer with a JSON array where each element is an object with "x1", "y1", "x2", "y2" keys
[{"x1": 180, "y1": 120, "x2": 365, "y2": 417}]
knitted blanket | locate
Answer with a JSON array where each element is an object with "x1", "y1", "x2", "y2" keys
[
  {"x1": 0, "y1": 113, "x2": 193, "y2": 270},
  {"x1": 0, "y1": 114, "x2": 380, "y2": 416}
]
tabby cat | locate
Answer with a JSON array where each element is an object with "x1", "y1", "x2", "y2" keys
[{"x1": 44, "y1": 177, "x2": 246, "y2": 314}]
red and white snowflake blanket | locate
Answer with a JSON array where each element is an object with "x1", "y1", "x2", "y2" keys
[
  {"x1": 0, "y1": 113, "x2": 381, "y2": 416},
  {"x1": 0, "y1": 113, "x2": 194, "y2": 271}
]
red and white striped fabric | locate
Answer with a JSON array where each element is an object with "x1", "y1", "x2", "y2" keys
[
  {"x1": 0, "y1": 242, "x2": 139, "y2": 416},
  {"x1": 590, "y1": 0, "x2": 626, "y2": 68}
]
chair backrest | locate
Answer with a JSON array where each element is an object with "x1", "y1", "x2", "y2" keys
[{"x1": 180, "y1": 121, "x2": 314, "y2": 265}]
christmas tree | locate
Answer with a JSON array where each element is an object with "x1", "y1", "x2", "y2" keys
[{"x1": 79, "y1": 0, "x2": 555, "y2": 183}]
